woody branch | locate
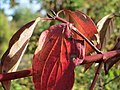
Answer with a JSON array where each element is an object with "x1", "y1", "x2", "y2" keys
[{"x1": 0, "y1": 49, "x2": 120, "y2": 81}]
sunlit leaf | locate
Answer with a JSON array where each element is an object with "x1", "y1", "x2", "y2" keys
[
  {"x1": 0, "y1": 17, "x2": 40, "y2": 90},
  {"x1": 97, "y1": 14, "x2": 115, "y2": 49}
]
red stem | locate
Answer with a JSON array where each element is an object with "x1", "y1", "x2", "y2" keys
[
  {"x1": 0, "y1": 50, "x2": 120, "y2": 82},
  {"x1": 86, "y1": 49, "x2": 120, "y2": 89},
  {"x1": 89, "y1": 62, "x2": 103, "y2": 90},
  {"x1": 83, "y1": 50, "x2": 120, "y2": 64},
  {"x1": 0, "y1": 68, "x2": 32, "y2": 81}
]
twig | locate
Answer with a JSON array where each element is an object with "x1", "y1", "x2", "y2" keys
[
  {"x1": 103, "y1": 75, "x2": 120, "y2": 86},
  {"x1": 0, "y1": 68, "x2": 32, "y2": 81},
  {"x1": 71, "y1": 26, "x2": 101, "y2": 54},
  {"x1": 89, "y1": 61, "x2": 103, "y2": 90}
]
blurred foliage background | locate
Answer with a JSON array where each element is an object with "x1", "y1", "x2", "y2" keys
[{"x1": 0, "y1": 0, "x2": 120, "y2": 90}]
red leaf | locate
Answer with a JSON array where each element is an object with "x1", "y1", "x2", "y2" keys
[
  {"x1": 64, "y1": 10, "x2": 99, "y2": 71},
  {"x1": 32, "y1": 24, "x2": 75, "y2": 90},
  {"x1": 64, "y1": 10, "x2": 98, "y2": 54}
]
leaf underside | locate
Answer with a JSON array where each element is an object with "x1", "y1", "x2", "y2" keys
[
  {"x1": 0, "y1": 17, "x2": 40, "y2": 90},
  {"x1": 97, "y1": 14, "x2": 116, "y2": 74},
  {"x1": 97, "y1": 14, "x2": 115, "y2": 49}
]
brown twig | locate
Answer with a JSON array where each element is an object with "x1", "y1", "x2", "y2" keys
[{"x1": 89, "y1": 61, "x2": 103, "y2": 90}]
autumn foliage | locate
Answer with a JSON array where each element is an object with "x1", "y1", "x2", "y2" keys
[{"x1": 0, "y1": 9, "x2": 120, "y2": 90}]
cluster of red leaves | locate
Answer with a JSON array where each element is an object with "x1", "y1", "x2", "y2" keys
[
  {"x1": 1, "y1": 9, "x2": 118, "y2": 90},
  {"x1": 32, "y1": 10, "x2": 98, "y2": 90}
]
